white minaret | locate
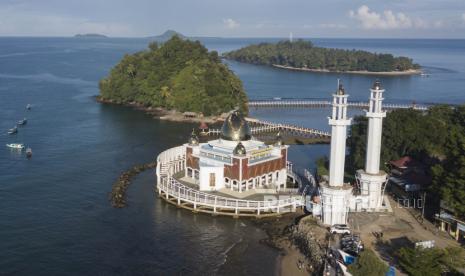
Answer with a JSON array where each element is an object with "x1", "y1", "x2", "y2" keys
[
  {"x1": 328, "y1": 81, "x2": 351, "y2": 186},
  {"x1": 320, "y1": 81, "x2": 353, "y2": 225},
  {"x1": 356, "y1": 80, "x2": 388, "y2": 210}
]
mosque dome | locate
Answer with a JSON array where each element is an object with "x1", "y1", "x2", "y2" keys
[
  {"x1": 372, "y1": 80, "x2": 382, "y2": 90},
  {"x1": 188, "y1": 129, "x2": 199, "y2": 146},
  {"x1": 220, "y1": 110, "x2": 251, "y2": 141},
  {"x1": 233, "y1": 142, "x2": 247, "y2": 156}
]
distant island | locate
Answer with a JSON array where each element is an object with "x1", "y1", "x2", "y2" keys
[
  {"x1": 145, "y1": 30, "x2": 187, "y2": 42},
  {"x1": 224, "y1": 40, "x2": 421, "y2": 75},
  {"x1": 74, "y1": 33, "x2": 108, "y2": 38},
  {"x1": 98, "y1": 36, "x2": 248, "y2": 118}
]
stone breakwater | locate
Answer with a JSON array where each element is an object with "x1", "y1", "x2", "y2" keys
[{"x1": 109, "y1": 161, "x2": 157, "y2": 208}]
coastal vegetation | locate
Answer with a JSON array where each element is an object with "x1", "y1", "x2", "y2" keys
[
  {"x1": 347, "y1": 249, "x2": 389, "y2": 276},
  {"x1": 396, "y1": 246, "x2": 465, "y2": 275},
  {"x1": 99, "y1": 36, "x2": 248, "y2": 116},
  {"x1": 224, "y1": 40, "x2": 420, "y2": 73},
  {"x1": 348, "y1": 105, "x2": 465, "y2": 219}
]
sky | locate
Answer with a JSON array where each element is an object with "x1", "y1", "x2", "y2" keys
[{"x1": 0, "y1": 0, "x2": 465, "y2": 38}]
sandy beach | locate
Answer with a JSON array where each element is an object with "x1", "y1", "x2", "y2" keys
[
  {"x1": 272, "y1": 64, "x2": 422, "y2": 76},
  {"x1": 278, "y1": 246, "x2": 312, "y2": 276}
]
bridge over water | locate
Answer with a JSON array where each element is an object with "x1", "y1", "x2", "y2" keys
[
  {"x1": 203, "y1": 118, "x2": 331, "y2": 138},
  {"x1": 247, "y1": 98, "x2": 429, "y2": 111}
]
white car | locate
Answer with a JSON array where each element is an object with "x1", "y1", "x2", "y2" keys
[{"x1": 330, "y1": 224, "x2": 351, "y2": 234}]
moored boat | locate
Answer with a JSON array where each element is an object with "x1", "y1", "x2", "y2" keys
[
  {"x1": 8, "y1": 126, "x2": 18, "y2": 135},
  {"x1": 17, "y1": 118, "x2": 27, "y2": 125},
  {"x1": 26, "y1": 148, "x2": 32, "y2": 158},
  {"x1": 6, "y1": 143, "x2": 24, "y2": 149}
]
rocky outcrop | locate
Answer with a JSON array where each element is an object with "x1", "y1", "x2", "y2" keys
[{"x1": 289, "y1": 218, "x2": 327, "y2": 272}]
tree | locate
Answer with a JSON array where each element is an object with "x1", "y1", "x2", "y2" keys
[
  {"x1": 434, "y1": 106, "x2": 465, "y2": 219},
  {"x1": 348, "y1": 249, "x2": 389, "y2": 276},
  {"x1": 126, "y1": 64, "x2": 136, "y2": 79},
  {"x1": 397, "y1": 246, "x2": 465, "y2": 276},
  {"x1": 397, "y1": 247, "x2": 443, "y2": 276}
]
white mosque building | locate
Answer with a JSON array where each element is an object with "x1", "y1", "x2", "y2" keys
[
  {"x1": 318, "y1": 80, "x2": 389, "y2": 226},
  {"x1": 184, "y1": 110, "x2": 289, "y2": 193}
]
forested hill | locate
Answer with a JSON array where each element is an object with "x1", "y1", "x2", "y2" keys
[
  {"x1": 99, "y1": 36, "x2": 248, "y2": 116},
  {"x1": 224, "y1": 40, "x2": 420, "y2": 73}
]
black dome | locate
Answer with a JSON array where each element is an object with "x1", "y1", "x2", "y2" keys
[{"x1": 220, "y1": 110, "x2": 251, "y2": 141}]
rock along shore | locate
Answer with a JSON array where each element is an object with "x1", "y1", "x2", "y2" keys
[
  {"x1": 109, "y1": 161, "x2": 157, "y2": 208},
  {"x1": 255, "y1": 212, "x2": 329, "y2": 276},
  {"x1": 96, "y1": 96, "x2": 223, "y2": 124}
]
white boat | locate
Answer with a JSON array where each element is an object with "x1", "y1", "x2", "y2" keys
[
  {"x1": 26, "y1": 147, "x2": 32, "y2": 158},
  {"x1": 17, "y1": 118, "x2": 27, "y2": 125},
  {"x1": 8, "y1": 127, "x2": 18, "y2": 135},
  {"x1": 6, "y1": 143, "x2": 24, "y2": 149}
]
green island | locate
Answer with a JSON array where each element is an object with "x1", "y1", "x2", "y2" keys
[
  {"x1": 224, "y1": 40, "x2": 420, "y2": 74},
  {"x1": 98, "y1": 36, "x2": 248, "y2": 117},
  {"x1": 348, "y1": 105, "x2": 465, "y2": 220}
]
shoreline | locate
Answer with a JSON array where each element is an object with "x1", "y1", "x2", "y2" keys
[
  {"x1": 254, "y1": 212, "x2": 328, "y2": 276},
  {"x1": 96, "y1": 96, "x2": 223, "y2": 124},
  {"x1": 96, "y1": 96, "x2": 330, "y2": 145},
  {"x1": 272, "y1": 64, "x2": 422, "y2": 76}
]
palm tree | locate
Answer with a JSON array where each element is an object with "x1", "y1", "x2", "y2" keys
[
  {"x1": 160, "y1": 86, "x2": 171, "y2": 99},
  {"x1": 127, "y1": 64, "x2": 136, "y2": 79}
]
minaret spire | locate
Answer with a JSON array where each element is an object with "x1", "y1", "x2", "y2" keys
[
  {"x1": 356, "y1": 80, "x2": 389, "y2": 210},
  {"x1": 328, "y1": 81, "x2": 351, "y2": 186},
  {"x1": 319, "y1": 80, "x2": 353, "y2": 226},
  {"x1": 365, "y1": 80, "x2": 386, "y2": 174}
]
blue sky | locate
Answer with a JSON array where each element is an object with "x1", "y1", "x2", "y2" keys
[{"x1": 1, "y1": 0, "x2": 465, "y2": 38}]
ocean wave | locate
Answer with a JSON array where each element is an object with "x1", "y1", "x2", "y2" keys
[
  {"x1": 0, "y1": 72, "x2": 95, "y2": 86},
  {"x1": 217, "y1": 237, "x2": 244, "y2": 269}
]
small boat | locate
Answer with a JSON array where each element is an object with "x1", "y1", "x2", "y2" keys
[
  {"x1": 8, "y1": 127, "x2": 18, "y2": 135},
  {"x1": 273, "y1": 97, "x2": 282, "y2": 100},
  {"x1": 26, "y1": 104, "x2": 32, "y2": 110},
  {"x1": 6, "y1": 143, "x2": 24, "y2": 149},
  {"x1": 26, "y1": 148, "x2": 32, "y2": 158},
  {"x1": 17, "y1": 118, "x2": 27, "y2": 125}
]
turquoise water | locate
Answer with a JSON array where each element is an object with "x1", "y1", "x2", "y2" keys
[{"x1": 0, "y1": 37, "x2": 464, "y2": 275}]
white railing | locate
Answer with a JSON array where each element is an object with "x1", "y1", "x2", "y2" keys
[
  {"x1": 248, "y1": 99, "x2": 429, "y2": 111},
  {"x1": 156, "y1": 146, "x2": 304, "y2": 215},
  {"x1": 204, "y1": 119, "x2": 331, "y2": 138}
]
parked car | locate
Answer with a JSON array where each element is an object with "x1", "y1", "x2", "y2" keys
[{"x1": 330, "y1": 224, "x2": 351, "y2": 234}]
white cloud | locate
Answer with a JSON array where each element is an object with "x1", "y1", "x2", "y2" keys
[
  {"x1": 349, "y1": 5, "x2": 427, "y2": 30},
  {"x1": 223, "y1": 18, "x2": 240, "y2": 29}
]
